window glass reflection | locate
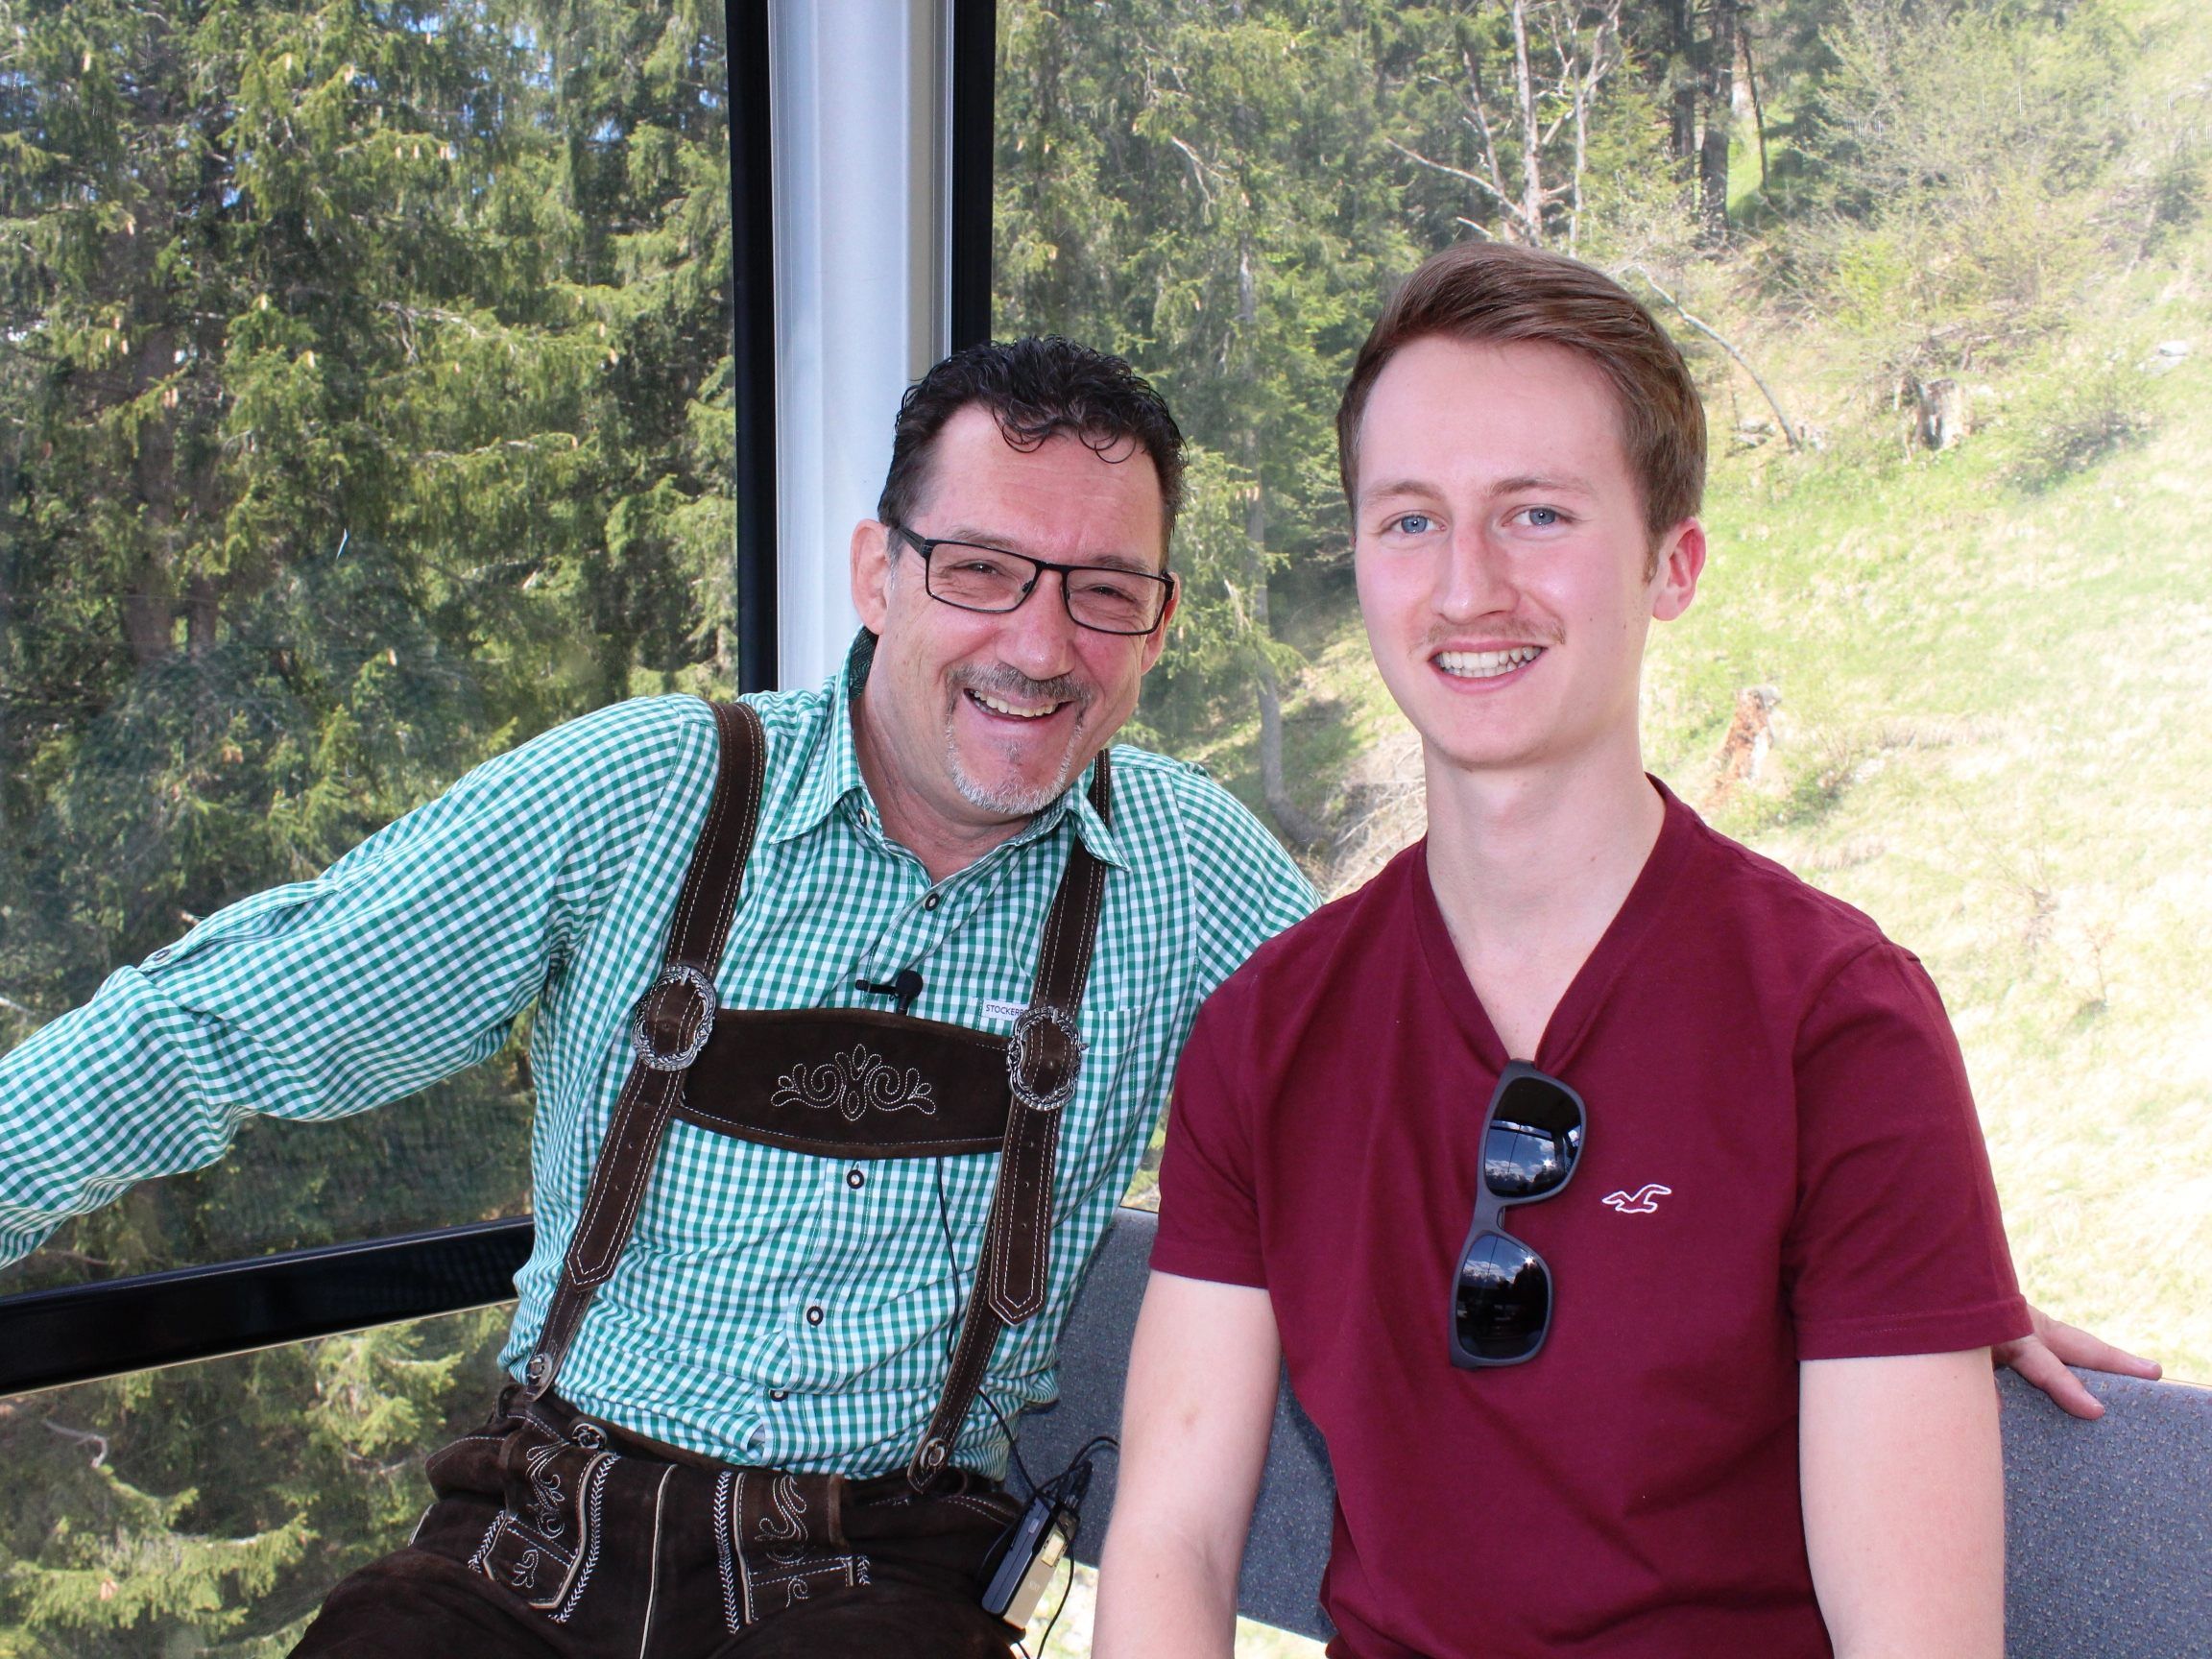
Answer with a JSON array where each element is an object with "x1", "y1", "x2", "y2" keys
[
  {"x1": 0, "y1": 0, "x2": 733, "y2": 1286},
  {"x1": 0, "y1": 1309, "x2": 511, "y2": 1653}
]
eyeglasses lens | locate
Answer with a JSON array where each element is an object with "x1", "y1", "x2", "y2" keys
[
  {"x1": 1482, "y1": 1074, "x2": 1583, "y2": 1199},
  {"x1": 926, "y1": 546, "x2": 1029, "y2": 610},
  {"x1": 1454, "y1": 1232, "x2": 1551, "y2": 1361}
]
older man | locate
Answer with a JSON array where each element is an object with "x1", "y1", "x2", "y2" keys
[{"x1": 0, "y1": 338, "x2": 1312, "y2": 1656}]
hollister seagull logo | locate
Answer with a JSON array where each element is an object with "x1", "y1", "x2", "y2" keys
[{"x1": 1601, "y1": 1184, "x2": 1672, "y2": 1214}]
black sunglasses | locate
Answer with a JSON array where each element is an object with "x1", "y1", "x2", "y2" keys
[{"x1": 1449, "y1": 1062, "x2": 1586, "y2": 1368}]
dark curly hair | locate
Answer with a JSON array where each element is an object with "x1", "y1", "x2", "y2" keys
[{"x1": 877, "y1": 337, "x2": 1187, "y2": 557}]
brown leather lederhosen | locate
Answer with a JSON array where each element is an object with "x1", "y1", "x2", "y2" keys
[{"x1": 373, "y1": 701, "x2": 1110, "y2": 1653}]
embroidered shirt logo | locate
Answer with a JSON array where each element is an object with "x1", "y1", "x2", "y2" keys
[
  {"x1": 1601, "y1": 1184, "x2": 1672, "y2": 1214},
  {"x1": 772, "y1": 1045, "x2": 936, "y2": 1123}
]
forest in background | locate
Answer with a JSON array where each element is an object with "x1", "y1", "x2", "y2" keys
[{"x1": 2, "y1": 0, "x2": 2208, "y2": 1650}]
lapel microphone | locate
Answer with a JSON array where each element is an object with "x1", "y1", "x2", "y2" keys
[{"x1": 854, "y1": 967, "x2": 925, "y2": 1017}]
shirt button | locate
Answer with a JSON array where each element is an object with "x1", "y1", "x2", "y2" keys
[
  {"x1": 768, "y1": 1388, "x2": 787, "y2": 1402},
  {"x1": 805, "y1": 1305, "x2": 825, "y2": 1327},
  {"x1": 923, "y1": 892, "x2": 941, "y2": 910},
  {"x1": 846, "y1": 1167, "x2": 865, "y2": 1190}
]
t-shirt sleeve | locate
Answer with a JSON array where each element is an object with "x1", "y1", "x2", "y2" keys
[
  {"x1": 1785, "y1": 942, "x2": 2030, "y2": 1359},
  {"x1": 1150, "y1": 982, "x2": 1270, "y2": 1288}
]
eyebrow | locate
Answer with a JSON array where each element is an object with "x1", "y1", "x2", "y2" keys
[{"x1": 1359, "y1": 471, "x2": 1602, "y2": 504}]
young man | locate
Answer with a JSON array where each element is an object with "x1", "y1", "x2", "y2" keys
[{"x1": 1095, "y1": 245, "x2": 2110, "y2": 1657}]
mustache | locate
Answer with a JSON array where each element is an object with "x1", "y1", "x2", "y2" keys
[
  {"x1": 1420, "y1": 616, "x2": 1562, "y2": 652},
  {"x1": 951, "y1": 664, "x2": 1094, "y2": 710}
]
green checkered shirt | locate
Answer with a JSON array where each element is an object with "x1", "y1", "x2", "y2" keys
[{"x1": 0, "y1": 638, "x2": 1313, "y2": 1476}]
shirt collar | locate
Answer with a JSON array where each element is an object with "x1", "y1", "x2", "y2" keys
[{"x1": 768, "y1": 630, "x2": 1127, "y2": 871}]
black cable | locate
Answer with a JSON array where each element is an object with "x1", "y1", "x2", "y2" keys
[
  {"x1": 933, "y1": 1158, "x2": 1040, "y2": 1498},
  {"x1": 933, "y1": 1162, "x2": 1105, "y2": 1655},
  {"x1": 1030, "y1": 1512, "x2": 1082, "y2": 1652}
]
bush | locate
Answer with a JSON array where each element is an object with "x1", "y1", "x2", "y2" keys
[{"x1": 2006, "y1": 357, "x2": 2155, "y2": 488}]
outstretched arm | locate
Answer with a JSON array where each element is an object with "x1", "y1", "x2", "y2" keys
[
  {"x1": 0, "y1": 699, "x2": 709, "y2": 1268},
  {"x1": 1997, "y1": 1302, "x2": 2161, "y2": 1420},
  {"x1": 1801, "y1": 1350, "x2": 2005, "y2": 1659},
  {"x1": 1094, "y1": 1271, "x2": 1282, "y2": 1659}
]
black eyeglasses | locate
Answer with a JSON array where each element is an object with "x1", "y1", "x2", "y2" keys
[
  {"x1": 889, "y1": 524, "x2": 1175, "y2": 637},
  {"x1": 1450, "y1": 1062, "x2": 1586, "y2": 1368}
]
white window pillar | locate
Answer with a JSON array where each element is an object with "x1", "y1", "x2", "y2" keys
[{"x1": 770, "y1": 0, "x2": 952, "y2": 692}]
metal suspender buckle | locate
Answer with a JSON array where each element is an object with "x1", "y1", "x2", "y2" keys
[
  {"x1": 1006, "y1": 1004, "x2": 1085, "y2": 1113},
  {"x1": 630, "y1": 963, "x2": 719, "y2": 1071}
]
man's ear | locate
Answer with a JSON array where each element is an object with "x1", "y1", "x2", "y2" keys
[
  {"x1": 1649, "y1": 518, "x2": 1706, "y2": 623},
  {"x1": 1138, "y1": 572, "x2": 1181, "y2": 673},
  {"x1": 852, "y1": 520, "x2": 893, "y2": 631}
]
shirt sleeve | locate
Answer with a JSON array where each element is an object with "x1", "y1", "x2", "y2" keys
[
  {"x1": 1151, "y1": 980, "x2": 1270, "y2": 1288},
  {"x1": 0, "y1": 697, "x2": 715, "y2": 1268},
  {"x1": 1785, "y1": 942, "x2": 2030, "y2": 1359},
  {"x1": 1173, "y1": 765, "x2": 1317, "y2": 996}
]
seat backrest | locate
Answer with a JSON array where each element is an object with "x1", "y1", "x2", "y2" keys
[
  {"x1": 1019, "y1": 1203, "x2": 1336, "y2": 1637},
  {"x1": 1016, "y1": 1206, "x2": 2212, "y2": 1653},
  {"x1": 2000, "y1": 1363, "x2": 2212, "y2": 1657}
]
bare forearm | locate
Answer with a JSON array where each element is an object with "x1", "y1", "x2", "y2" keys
[
  {"x1": 1094, "y1": 1272, "x2": 1281, "y2": 1659},
  {"x1": 1094, "y1": 1524, "x2": 1240, "y2": 1659}
]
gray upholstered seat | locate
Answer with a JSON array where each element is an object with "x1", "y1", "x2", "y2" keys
[{"x1": 1015, "y1": 1205, "x2": 2212, "y2": 1655}]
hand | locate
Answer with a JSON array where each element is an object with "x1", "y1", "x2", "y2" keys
[{"x1": 1993, "y1": 1303, "x2": 2162, "y2": 1420}]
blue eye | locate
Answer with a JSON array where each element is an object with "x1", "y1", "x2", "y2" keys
[
  {"x1": 1391, "y1": 513, "x2": 1435, "y2": 535},
  {"x1": 1521, "y1": 506, "x2": 1563, "y2": 528}
]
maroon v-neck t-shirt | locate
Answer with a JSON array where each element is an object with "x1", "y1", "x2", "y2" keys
[{"x1": 1154, "y1": 782, "x2": 2027, "y2": 1658}]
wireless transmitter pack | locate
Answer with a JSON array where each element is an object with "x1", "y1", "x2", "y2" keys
[{"x1": 981, "y1": 1487, "x2": 1080, "y2": 1628}]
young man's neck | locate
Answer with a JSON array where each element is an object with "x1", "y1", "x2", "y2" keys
[{"x1": 1420, "y1": 735, "x2": 1666, "y2": 1061}]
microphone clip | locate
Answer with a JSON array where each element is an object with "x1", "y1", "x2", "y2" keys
[{"x1": 854, "y1": 967, "x2": 925, "y2": 1018}]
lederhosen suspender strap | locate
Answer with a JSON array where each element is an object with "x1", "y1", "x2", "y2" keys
[
  {"x1": 521, "y1": 700, "x2": 768, "y2": 1402},
  {"x1": 518, "y1": 698, "x2": 1111, "y2": 1492},
  {"x1": 906, "y1": 800, "x2": 1107, "y2": 1488}
]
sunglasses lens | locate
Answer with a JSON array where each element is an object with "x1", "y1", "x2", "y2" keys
[
  {"x1": 1483, "y1": 1073, "x2": 1583, "y2": 1200},
  {"x1": 1453, "y1": 1231, "x2": 1551, "y2": 1361}
]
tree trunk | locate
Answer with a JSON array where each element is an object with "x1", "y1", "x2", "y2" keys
[
  {"x1": 1669, "y1": 0, "x2": 1697, "y2": 176},
  {"x1": 122, "y1": 590, "x2": 173, "y2": 665},
  {"x1": 1233, "y1": 241, "x2": 1323, "y2": 850},
  {"x1": 1742, "y1": 18, "x2": 1769, "y2": 195},
  {"x1": 183, "y1": 578, "x2": 218, "y2": 659},
  {"x1": 1699, "y1": 0, "x2": 1739, "y2": 239},
  {"x1": 1509, "y1": 0, "x2": 1545, "y2": 244},
  {"x1": 1244, "y1": 485, "x2": 1324, "y2": 850}
]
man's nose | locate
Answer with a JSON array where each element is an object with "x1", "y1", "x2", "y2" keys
[
  {"x1": 1435, "y1": 527, "x2": 1514, "y2": 618},
  {"x1": 999, "y1": 569, "x2": 1083, "y2": 675}
]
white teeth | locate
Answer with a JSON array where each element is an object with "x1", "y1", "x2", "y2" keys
[
  {"x1": 1435, "y1": 646, "x2": 1542, "y2": 679},
  {"x1": 973, "y1": 690, "x2": 1057, "y2": 719}
]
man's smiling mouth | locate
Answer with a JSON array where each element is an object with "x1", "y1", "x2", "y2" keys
[
  {"x1": 1434, "y1": 646, "x2": 1543, "y2": 679},
  {"x1": 966, "y1": 686, "x2": 1068, "y2": 720}
]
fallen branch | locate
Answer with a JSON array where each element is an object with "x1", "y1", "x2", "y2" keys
[
  {"x1": 45, "y1": 1419, "x2": 108, "y2": 1468},
  {"x1": 1620, "y1": 265, "x2": 1801, "y2": 452}
]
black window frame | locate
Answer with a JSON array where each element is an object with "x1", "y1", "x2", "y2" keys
[{"x1": 0, "y1": 0, "x2": 998, "y2": 1399}]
